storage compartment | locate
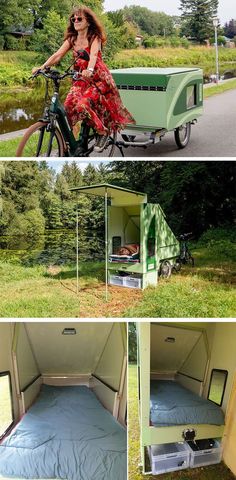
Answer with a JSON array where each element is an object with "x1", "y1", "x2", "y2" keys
[
  {"x1": 109, "y1": 274, "x2": 142, "y2": 289},
  {"x1": 148, "y1": 442, "x2": 190, "y2": 475},
  {"x1": 187, "y1": 439, "x2": 222, "y2": 468}
]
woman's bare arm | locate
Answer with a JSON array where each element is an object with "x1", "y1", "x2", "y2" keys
[
  {"x1": 82, "y1": 37, "x2": 101, "y2": 77},
  {"x1": 32, "y1": 40, "x2": 71, "y2": 74}
]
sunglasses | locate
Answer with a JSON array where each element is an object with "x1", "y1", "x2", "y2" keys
[{"x1": 71, "y1": 16, "x2": 84, "y2": 23}]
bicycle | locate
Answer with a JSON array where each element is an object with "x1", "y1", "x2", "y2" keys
[
  {"x1": 174, "y1": 232, "x2": 195, "y2": 271},
  {"x1": 16, "y1": 50, "x2": 117, "y2": 157}
]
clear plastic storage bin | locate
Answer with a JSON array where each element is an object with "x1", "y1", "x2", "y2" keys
[
  {"x1": 187, "y1": 439, "x2": 222, "y2": 468},
  {"x1": 124, "y1": 276, "x2": 142, "y2": 289},
  {"x1": 148, "y1": 442, "x2": 190, "y2": 475},
  {"x1": 109, "y1": 274, "x2": 142, "y2": 288},
  {"x1": 109, "y1": 275, "x2": 124, "y2": 286}
]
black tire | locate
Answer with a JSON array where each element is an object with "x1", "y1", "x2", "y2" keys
[
  {"x1": 186, "y1": 252, "x2": 194, "y2": 267},
  {"x1": 89, "y1": 130, "x2": 117, "y2": 157},
  {"x1": 16, "y1": 121, "x2": 65, "y2": 157},
  {"x1": 160, "y1": 260, "x2": 172, "y2": 279},
  {"x1": 174, "y1": 122, "x2": 191, "y2": 149}
]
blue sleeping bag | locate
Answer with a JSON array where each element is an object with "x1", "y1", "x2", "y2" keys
[{"x1": 0, "y1": 385, "x2": 126, "y2": 480}]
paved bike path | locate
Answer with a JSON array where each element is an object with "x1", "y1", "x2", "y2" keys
[{"x1": 0, "y1": 129, "x2": 27, "y2": 141}]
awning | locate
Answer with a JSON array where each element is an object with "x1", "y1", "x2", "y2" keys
[{"x1": 70, "y1": 183, "x2": 147, "y2": 206}]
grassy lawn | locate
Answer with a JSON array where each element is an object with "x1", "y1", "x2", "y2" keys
[
  {"x1": 0, "y1": 245, "x2": 235, "y2": 318},
  {"x1": 128, "y1": 364, "x2": 235, "y2": 480}
]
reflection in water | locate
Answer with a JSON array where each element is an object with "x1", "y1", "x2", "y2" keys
[
  {"x1": 0, "y1": 230, "x2": 105, "y2": 266},
  {"x1": 0, "y1": 85, "x2": 68, "y2": 134}
]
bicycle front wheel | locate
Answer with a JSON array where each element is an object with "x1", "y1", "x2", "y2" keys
[
  {"x1": 186, "y1": 252, "x2": 194, "y2": 267},
  {"x1": 16, "y1": 121, "x2": 65, "y2": 157}
]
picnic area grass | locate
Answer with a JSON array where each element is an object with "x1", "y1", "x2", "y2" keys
[
  {"x1": 128, "y1": 364, "x2": 235, "y2": 480},
  {"x1": 0, "y1": 242, "x2": 235, "y2": 318}
]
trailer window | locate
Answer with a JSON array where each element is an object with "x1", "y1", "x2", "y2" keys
[
  {"x1": 0, "y1": 371, "x2": 14, "y2": 438},
  {"x1": 112, "y1": 236, "x2": 121, "y2": 253},
  {"x1": 187, "y1": 85, "x2": 196, "y2": 109},
  {"x1": 208, "y1": 369, "x2": 228, "y2": 406}
]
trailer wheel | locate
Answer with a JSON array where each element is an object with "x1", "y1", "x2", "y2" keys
[
  {"x1": 174, "y1": 122, "x2": 191, "y2": 149},
  {"x1": 160, "y1": 260, "x2": 172, "y2": 279}
]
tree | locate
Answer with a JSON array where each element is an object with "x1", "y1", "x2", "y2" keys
[
  {"x1": 224, "y1": 19, "x2": 236, "y2": 39},
  {"x1": 129, "y1": 322, "x2": 137, "y2": 363},
  {"x1": 121, "y1": 6, "x2": 175, "y2": 37},
  {"x1": 180, "y1": 0, "x2": 218, "y2": 44}
]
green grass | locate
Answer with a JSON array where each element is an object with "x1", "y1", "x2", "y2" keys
[
  {"x1": 0, "y1": 244, "x2": 235, "y2": 318},
  {"x1": 128, "y1": 364, "x2": 235, "y2": 480},
  {"x1": 111, "y1": 46, "x2": 236, "y2": 77},
  {"x1": 204, "y1": 79, "x2": 236, "y2": 98},
  {"x1": 124, "y1": 246, "x2": 236, "y2": 318}
]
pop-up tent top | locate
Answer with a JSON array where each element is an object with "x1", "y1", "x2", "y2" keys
[
  {"x1": 137, "y1": 322, "x2": 236, "y2": 476},
  {"x1": 70, "y1": 183, "x2": 180, "y2": 292},
  {"x1": 0, "y1": 322, "x2": 127, "y2": 480}
]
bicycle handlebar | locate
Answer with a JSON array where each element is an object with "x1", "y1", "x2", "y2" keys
[
  {"x1": 179, "y1": 232, "x2": 193, "y2": 240},
  {"x1": 30, "y1": 69, "x2": 89, "y2": 83}
]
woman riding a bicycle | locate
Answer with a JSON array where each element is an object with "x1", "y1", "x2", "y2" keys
[{"x1": 32, "y1": 5, "x2": 135, "y2": 153}]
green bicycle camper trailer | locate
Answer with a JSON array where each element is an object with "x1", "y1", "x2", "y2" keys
[
  {"x1": 111, "y1": 67, "x2": 203, "y2": 149},
  {"x1": 137, "y1": 322, "x2": 236, "y2": 476},
  {"x1": 70, "y1": 184, "x2": 180, "y2": 290},
  {"x1": 0, "y1": 322, "x2": 127, "y2": 480}
]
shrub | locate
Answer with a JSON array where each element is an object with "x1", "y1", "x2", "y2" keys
[
  {"x1": 4, "y1": 35, "x2": 20, "y2": 51},
  {"x1": 0, "y1": 36, "x2": 5, "y2": 50}
]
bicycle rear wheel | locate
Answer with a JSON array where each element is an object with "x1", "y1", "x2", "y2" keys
[{"x1": 16, "y1": 121, "x2": 65, "y2": 157}]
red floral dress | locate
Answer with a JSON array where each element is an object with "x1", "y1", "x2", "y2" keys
[{"x1": 64, "y1": 47, "x2": 135, "y2": 134}]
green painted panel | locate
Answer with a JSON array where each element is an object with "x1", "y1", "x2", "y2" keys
[
  {"x1": 115, "y1": 69, "x2": 203, "y2": 129},
  {"x1": 142, "y1": 424, "x2": 224, "y2": 446},
  {"x1": 111, "y1": 67, "x2": 201, "y2": 88}
]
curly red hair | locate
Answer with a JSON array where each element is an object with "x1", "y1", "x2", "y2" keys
[{"x1": 64, "y1": 5, "x2": 107, "y2": 48}]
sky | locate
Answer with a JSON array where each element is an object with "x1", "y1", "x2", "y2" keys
[
  {"x1": 103, "y1": 0, "x2": 234, "y2": 25},
  {"x1": 47, "y1": 160, "x2": 103, "y2": 173}
]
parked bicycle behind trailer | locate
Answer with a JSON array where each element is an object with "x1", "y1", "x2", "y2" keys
[{"x1": 174, "y1": 232, "x2": 195, "y2": 271}]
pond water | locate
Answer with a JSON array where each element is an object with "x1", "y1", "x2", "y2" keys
[
  {"x1": 0, "y1": 231, "x2": 105, "y2": 266},
  {"x1": 0, "y1": 85, "x2": 68, "y2": 135}
]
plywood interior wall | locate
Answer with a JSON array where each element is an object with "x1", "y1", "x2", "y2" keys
[
  {"x1": 94, "y1": 323, "x2": 126, "y2": 391},
  {"x1": 15, "y1": 324, "x2": 40, "y2": 390},
  {"x1": 25, "y1": 322, "x2": 112, "y2": 375}
]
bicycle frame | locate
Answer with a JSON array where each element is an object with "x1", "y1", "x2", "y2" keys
[{"x1": 48, "y1": 92, "x2": 78, "y2": 153}]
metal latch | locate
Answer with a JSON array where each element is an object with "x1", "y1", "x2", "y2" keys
[{"x1": 182, "y1": 428, "x2": 196, "y2": 441}]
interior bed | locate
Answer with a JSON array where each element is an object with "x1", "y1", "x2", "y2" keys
[
  {"x1": 150, "y1": 380, "x2": 225, "y2": 427},
  {"x1": 0, "y1": 385, "x2": 126, "y2": 480}
]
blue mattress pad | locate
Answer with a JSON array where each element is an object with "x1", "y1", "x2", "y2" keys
[{"x1": 150, "y1": 380, "x2": 225, "y2": 427}]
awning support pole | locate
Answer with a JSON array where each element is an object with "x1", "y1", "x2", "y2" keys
[
  {"x1": 105, "y1": 188, "x2": 108, "y2": 302},
  {"x1": 76, "y1": 206, "x2": 79, "y2": 295}
]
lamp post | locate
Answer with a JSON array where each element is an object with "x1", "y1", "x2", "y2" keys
[{"x1": 213, "y1": 16, "x2": 219, "y2": 83}]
